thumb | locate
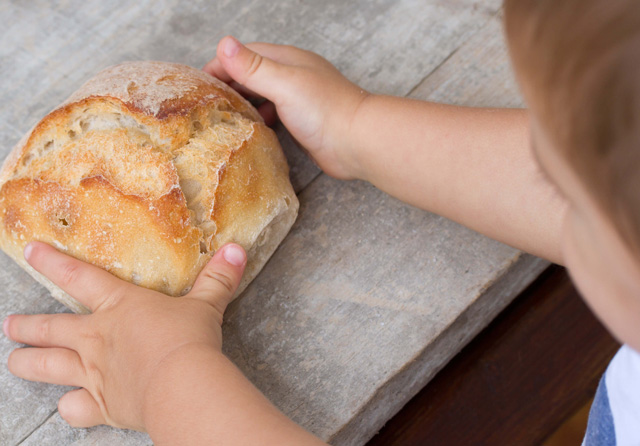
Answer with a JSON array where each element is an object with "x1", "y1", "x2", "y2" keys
[
  {"x1": 186, "y1": 244, "x2": 247, "y2": 312},
  {"x1": 216, "y1": 35, "x2": 291, "y2": 104}
]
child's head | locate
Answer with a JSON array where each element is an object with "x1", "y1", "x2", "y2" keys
[{"x1": 504, "y1": 0, "x2": 640, "y2": 350}]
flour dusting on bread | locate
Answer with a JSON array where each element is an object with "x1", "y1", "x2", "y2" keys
[{"x1": 0, "y1": 61, "x2": 298, "y2": 313}]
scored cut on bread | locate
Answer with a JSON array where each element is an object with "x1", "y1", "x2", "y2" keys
[{"x1": 0, "y1": 61, "x2": 298, "y2": 313}]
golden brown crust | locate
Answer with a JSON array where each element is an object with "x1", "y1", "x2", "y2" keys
[{"x1": 0, "y1": 61, "x2": 298, "y2": 312}]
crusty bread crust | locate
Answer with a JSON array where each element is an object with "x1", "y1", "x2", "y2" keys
[{"x1": 0, "y1": 61, "x2": 298, "y2": 313}]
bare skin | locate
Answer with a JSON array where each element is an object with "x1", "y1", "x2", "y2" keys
[
  {"x1": 3, "y1": 35, "x2": 639, "y2": 444},
  {"x1": 4, "y1": 242, "x2": 325, "y2": 445},
  {"x1": 527, "y1": 117, "x2": 640, "y2": 353},
  {"x1": 203, "y1": 37, "x2": 567, "y2": 263}
]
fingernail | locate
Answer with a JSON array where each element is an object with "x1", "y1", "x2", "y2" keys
[
  {"x1": 3, "y1": 317, "x2": 10, "y2": 338},
  {"x1": 24, "y1": 243, "x2": 33, "y2": 261},
  {"x1": 223, "y1": 244, "x2": 246, "y2": 267},
  {"x1": 223, "y1": 36, "x2": 242, "y2": 58}
]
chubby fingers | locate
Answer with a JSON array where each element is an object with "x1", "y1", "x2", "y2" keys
[
  {"x1": 8, "y1": 345, "x2": 107, "y2": 427},
  {"x1": 8, "y1": 347, "x2": 85, "y2": 387},
  {"x1": 186, "y1": 244, "x2": 246, "y2": 315},
  {"x1": 58, "y1": 388, "x2": 106, "y2": 428},
  {"x1": 204, "y1": 40, "x2": 313, "y2": 68},
  {"x1": 203, "y1": 39, "x2": 306, "y2": 82},
  {"x1": 24, "y1": 241, "x2": 136, "y2": 312},
  {"x1": 3, "y1": 313, "x2": 82, "y2": 348},
  {"x1": 203, "y1": 54, "x2": 233, "y2": 83},
  {"x1": 208, "y1": 36, "x2": 296, "y2": 106}
]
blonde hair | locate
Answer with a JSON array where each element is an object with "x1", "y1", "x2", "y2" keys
[{"x1": 504, "y1": 0, "x2": 640, "y2": 255}]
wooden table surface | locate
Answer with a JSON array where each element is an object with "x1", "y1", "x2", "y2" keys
[
  {"x1": 0, "y1": 1, "x2": 549, "y2": 445},
  {"x1": 366, "y1": 266, "x2": 619, "y2": 446}
]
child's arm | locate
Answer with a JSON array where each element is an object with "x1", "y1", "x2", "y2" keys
[
  {"x1": 143, "y1": 346, "x2": 326, "y2": 445},
  {"x1": 206, "y1": 37, "x2": 568, "y2": 264},
  {"x1": 348, "y1": 98, "x2": 567, "y2": 263},
  {"x1": 4, "y1": 242, "x2": 325, "y2": 445}
]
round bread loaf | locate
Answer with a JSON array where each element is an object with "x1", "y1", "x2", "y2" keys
[{"x1": 0, "y1": 61, "x2": 298, "y2": 313}]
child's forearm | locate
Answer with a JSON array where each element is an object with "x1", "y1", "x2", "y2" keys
[
  {"x1": 348, "y1": 95, "x2": 567, "y2": 264},
  {"x1": 142, "y1": 343, "x2": 326, "y2": 446}
]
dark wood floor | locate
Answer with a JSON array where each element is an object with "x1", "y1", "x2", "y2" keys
[{"x1": 366, "y1": 265, "x2": 620, "y2": 446}]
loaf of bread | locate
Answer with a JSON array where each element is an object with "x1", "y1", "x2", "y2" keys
[{"x1": 0, "y1": 61, "x2": 298, "y2": 313}]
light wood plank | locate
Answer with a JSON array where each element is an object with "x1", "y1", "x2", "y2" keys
[{"x1": 410, "y1": 11, "x2": 523, "y2": 108}]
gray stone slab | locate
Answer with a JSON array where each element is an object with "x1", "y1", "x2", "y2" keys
[
  {"x1": 19, "y1": 413, "x2": 151, "y2": 446},
  {"x1": 223, "y1": 176, "x2": 547, "y2": 445},
  {"x1": 0, "y1": 256, "x2": 69, "y2": 446},
  {"x1": 0, "y1": 1, "x2": 549, "y2": 446}
]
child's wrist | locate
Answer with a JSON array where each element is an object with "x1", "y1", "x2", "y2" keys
[
  {"x1": 331, "y1": 90, "x2": 375, "y2": 181},
  {"x1": 141, "y1": 342, "x2": 225, "y2": 432},
  {"x1": 344, "y1": 91, "x2": 377, "y2": 182}
]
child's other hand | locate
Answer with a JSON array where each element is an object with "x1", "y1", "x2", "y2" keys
[
  {"x1": 3, "y1": 241, "x2": 246, "y2": 432},
  {"x1": 203, "y1": 36, "x2": 369, "y2": 180}
]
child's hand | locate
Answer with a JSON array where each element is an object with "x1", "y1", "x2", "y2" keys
[
  {"x1": 203, "y1": 36, "x2": 369, "y2": 180},
  {"x1": 3, "y1": 241, "x2": 246, "y2": 431}
]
